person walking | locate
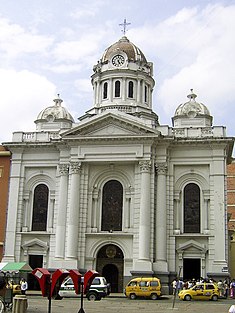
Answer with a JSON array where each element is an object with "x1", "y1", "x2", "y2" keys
[
  {"x1": 0, "y1": 277, "x2": 6, "y2": 313},
  {"x1": 20, "y1": 278, "x2": 28, "y2": 295}
]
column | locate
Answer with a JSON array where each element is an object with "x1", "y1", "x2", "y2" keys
[
  {"x1": 155, "y1": 163, "x2": 168, "y2": 272},
  {"x1": 109, "y1": 78, "x2": 113, "y2": 101},
  {"x1": 137, "y1": 78, "x2": 141, "y2": 104},
  {"x1": 122, "y1": 77, "x2": 126, "y2": 101},
  {"x1": 138, "y1": 160, "x2": 151, "y2": 260},
  {"x1": 48, "y1": 192, "x2": 55, "y2": 232},
  {"x1": 3, "y1": 154, "x2": 22, "y2": 261},
  {"x1": 173, "y1": 193, "x2": 181, "y2": 235},
  {"x1": 124, "y1": 194, "x2": 131, "y2": 229},
  {"x1": 142, "y1": 81, "x2": 145, "y2": 104},
  {"x1": 22, "y1": 192, "x2": 30, "y2": 232},
  {"x1": 203, "y1": 194, "x2": 210, "y2": 234},
  {"x1": 92, "y1": 192, "x2": 99, "y2": 231},
  {"x1": 55, "y1": 164, "x2": 69, "y2": 258},
  {"x1": 66, "y1": 162, "x2": 81, "y2": 258}
]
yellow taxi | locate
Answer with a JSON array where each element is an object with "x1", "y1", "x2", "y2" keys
[
  {"x1": 125, "y1": 277, "x2": 161, "y2": 300},
  {"x1": 178, "y1": 282, "x2": 219, "y2": 301}
]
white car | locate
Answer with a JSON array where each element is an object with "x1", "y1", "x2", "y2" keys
[{"x1": 59, "y1": 276, "x2": 111, "y2": 301}]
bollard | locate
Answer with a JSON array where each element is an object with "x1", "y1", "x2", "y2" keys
[{"x1": 12, "y1": 294, "x2": 28, "y2": 313}]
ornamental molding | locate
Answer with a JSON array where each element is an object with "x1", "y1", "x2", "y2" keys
[
  {"x1": 139, "y1": 160, "x2": 152, "y2": 173},
  {"x1": 59, "y1": 164, "x2": 69, "y2": 175},
  {"x1": 70, "y1": 161, "x2": 82, "y2": 174},
  {"x1": 155, "y1": 162, "x2": 167, "y2": 174}
]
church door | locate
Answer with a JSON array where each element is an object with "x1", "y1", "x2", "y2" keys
[{"x1": 96, "y1": 244, "x2": 124, "y2": 292}]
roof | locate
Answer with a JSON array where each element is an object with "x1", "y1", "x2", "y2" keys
[
  {"x1": 101, "y1": 36, "x2": 147, "y2": 64},
  {"x1": 0, "y1": 262, "x2": 32, "y2": 272}
]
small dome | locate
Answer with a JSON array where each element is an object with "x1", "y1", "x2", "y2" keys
[
  {"x1": 36, "y1": 95, "x2": 74, "y2": 123},
  {"x1": 174, "y1": 89, "x2": 210, "y2": 117},
  {"x1": 101, "y1": 36, "x2": 147, "y2": 64}
]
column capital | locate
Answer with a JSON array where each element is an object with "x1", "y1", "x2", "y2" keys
[
  {"x1": 70, "y1": 161, "x2": 82, "y2": 174},
  {"x1": 155, "y1": 162, "x2": 167, "y2": 175},
  {"x1": 59, "y1": 164, "x2": 69, "y2": 175},
  {"x1": 139, "y1": 160, "x2": 152, "y2": 173}
]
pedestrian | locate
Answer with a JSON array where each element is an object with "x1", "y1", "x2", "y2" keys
[
  {"x1": 20, "y1": 278, "x2": 28, "y2": 295},
  {"x1": 0, "y1": 277, "x2": 6, "y2": 313},
  {"x1": 172, "y1": 278, "x2": 177, "y2": 295}
]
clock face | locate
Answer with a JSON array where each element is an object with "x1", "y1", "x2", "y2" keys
[{"x1": 112, "y1": 54, "x2": 125, "y2": 67}]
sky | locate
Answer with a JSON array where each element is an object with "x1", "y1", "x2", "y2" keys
[{"x1": 0, "y1": 0, "x2": 235, "y2": 146}]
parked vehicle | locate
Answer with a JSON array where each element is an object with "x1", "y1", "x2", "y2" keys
[
  {"x1": 125, "y1": 277, "x2": 162, "y2": 300},
  {"x1": 178, "y1": 283, "x2": 219, "y2": 301},
  {"x1": 59, "y1": 276, "x2": 111, "y2": 301}
]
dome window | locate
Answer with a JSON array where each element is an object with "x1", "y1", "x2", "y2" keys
[
  {"x1": 128, "y1": 81, "x2": 134, "y2": 98},
  {"x1": 144, "y1": 85, "x2": 148, "y2": 103},
  {"x1": 114, "y1": 80, "x2": 121, "y2": 98},
  {"x1": 103, "y1": 82, "x2": 108, "y2": 99}
]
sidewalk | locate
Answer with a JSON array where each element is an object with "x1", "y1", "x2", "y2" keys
[{"x1": 27, "y1": 290, "x2": 126, "y2": 298}]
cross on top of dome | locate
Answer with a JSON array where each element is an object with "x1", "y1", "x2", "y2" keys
[{"x1": 119, "y1": 18, "x2": 131, "y2": 35}]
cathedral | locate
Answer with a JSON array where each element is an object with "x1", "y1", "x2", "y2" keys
[{"x1": 3, "y1": 35, "x2": 234, "y2": 293}]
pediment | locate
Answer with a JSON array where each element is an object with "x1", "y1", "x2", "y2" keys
[
  {"x1": 61, "y1": 112, "x2": 159, "y2": 139},
  {"x1": 176, "y1": 240, "x2": 207, "y2": 253},
  {"x1": 22, "y1": 238, "x2": 49, "y2": 251}
]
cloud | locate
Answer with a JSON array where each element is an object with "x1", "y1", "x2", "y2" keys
[
  {"x1": 127, "y1": 4, "x2": 235, "y2": 123},
  {"x1": 0, "y1": 69, "x2": 56, "y2": 143},
  {"x1": 156, "y1": 4, "x2": 235, "y2": 117},
  {"x1": 0, "y1": 17, "x2": 53, "y2": 59}
]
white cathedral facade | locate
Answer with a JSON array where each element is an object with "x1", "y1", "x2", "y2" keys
[{"x1": 3, "y1": 36, "x2": 234, "y2": 293}]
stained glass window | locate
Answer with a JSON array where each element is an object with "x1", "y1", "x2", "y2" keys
[
  {"x1": 101, "y1": 180, "x2": 123, "y2": 231},
  {"x1": 184, "y1": 183, "x2": 200, "y2": 233},
  {"x1": 32, "y1": 184, "x2": 49, "y2": 231}
]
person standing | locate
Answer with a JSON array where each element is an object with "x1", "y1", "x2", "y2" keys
[
  {"x1": 20, "y1": 279, "x2": 28, "y2": 295},
  {"x1": 0, "y1": 277, "x2": 6, "y2": 313}
]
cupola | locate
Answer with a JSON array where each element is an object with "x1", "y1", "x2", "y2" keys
[
  {"x1": 84, "y1": 36, "x2": 158, "y2": 128},
  {"x1": 172, "y1": 89, "x2": 213, "y2": 128},
  {"x1": 35, "y1": 94, "x2": 74, "y2": 131}
]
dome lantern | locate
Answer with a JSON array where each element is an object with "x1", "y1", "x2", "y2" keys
[
  {"x1": 35, "y1": 94, "x2": 74, "y2": 131},
  {"x1": 172, "y1": 89, "x2": 213, "y2": 128}
]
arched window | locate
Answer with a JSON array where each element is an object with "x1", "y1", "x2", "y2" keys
[
  {"x1": 101, "y1": 180, "x2": 123, "y2": 231},
  {"x1": 144, "y1": 85, "x2": 148, "y2": 102},
  {"x1": 32, "y1": 184, "x2": 49, "y2": 231},
  {"x1": 114, "y1": 80, "x2": 121, "y2": 97},
  {"x1": 184, "y1": 183, "x2": 200, "y2": 233},
  {"x1": 103, "y1": 82, "x2": 108, "y2": 99},
  {"x1": 128, "y1": 81, "x2": 134, "y2": 98}
]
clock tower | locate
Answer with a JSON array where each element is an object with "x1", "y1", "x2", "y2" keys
[{"x1": 85, "y1": 36, "x2": 158, "y2": 127}]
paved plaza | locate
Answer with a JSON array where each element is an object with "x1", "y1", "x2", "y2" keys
[{"x1": 24, "y1": 294, "x2": 235, "y2": 313}]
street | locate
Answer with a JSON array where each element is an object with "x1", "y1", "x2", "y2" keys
[{"x1": 25, "y1": 294, "x2": 235, "y2": 313}]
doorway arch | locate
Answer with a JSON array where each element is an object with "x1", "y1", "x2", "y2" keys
[{"x1": 96, "y1": 244, "x2": 124, "y2": 292}]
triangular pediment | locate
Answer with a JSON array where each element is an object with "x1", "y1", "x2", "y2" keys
[
  {"x1": 177, "y1": 240, "x2": 207, "y2": 253},
  {"x1": 22, "y1": 238, "x2": 49, "y2": 251},
  {"x1": 61, "y1": 112, "x2": 160, "y2": 139}
]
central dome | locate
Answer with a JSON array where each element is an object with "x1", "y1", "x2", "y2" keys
[{"x1": 101, "y1": 36, "x2": 147, "y2": 64}]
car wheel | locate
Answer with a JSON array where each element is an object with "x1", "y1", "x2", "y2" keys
[
  {"x1": 130, "y1": 293, "x2": 137, "y2": 300},
  {"x1": 211, "y1": 294, "x2": 218, "y2": 301},
  {"x1": 87, "y1": 292, "x2": 99, "y2": 301},
  {"x1": 184, "y1": 294, "x2": 191, "y2": 301},
  {"x1": 150, "y1": 293, "x2": 158, "y2": 300}
]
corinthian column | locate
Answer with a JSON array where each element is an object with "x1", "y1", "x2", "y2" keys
[
  {"x1": 155, "y1": 163, "x2": 168, "y2": 271},
  {"x1": 138, "y1": 160, "x2": 151, "y2": 261},
  {"x1": 66, "y1": 162, "x2": 81, "y2": 258},
  {"x1": 55, "y1": 164, "x2": 69, "y2": 258}
]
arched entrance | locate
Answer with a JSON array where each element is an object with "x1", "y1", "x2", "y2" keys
[{"x1": 96, "y1": 244, "x2": 124, "y2": 292}]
